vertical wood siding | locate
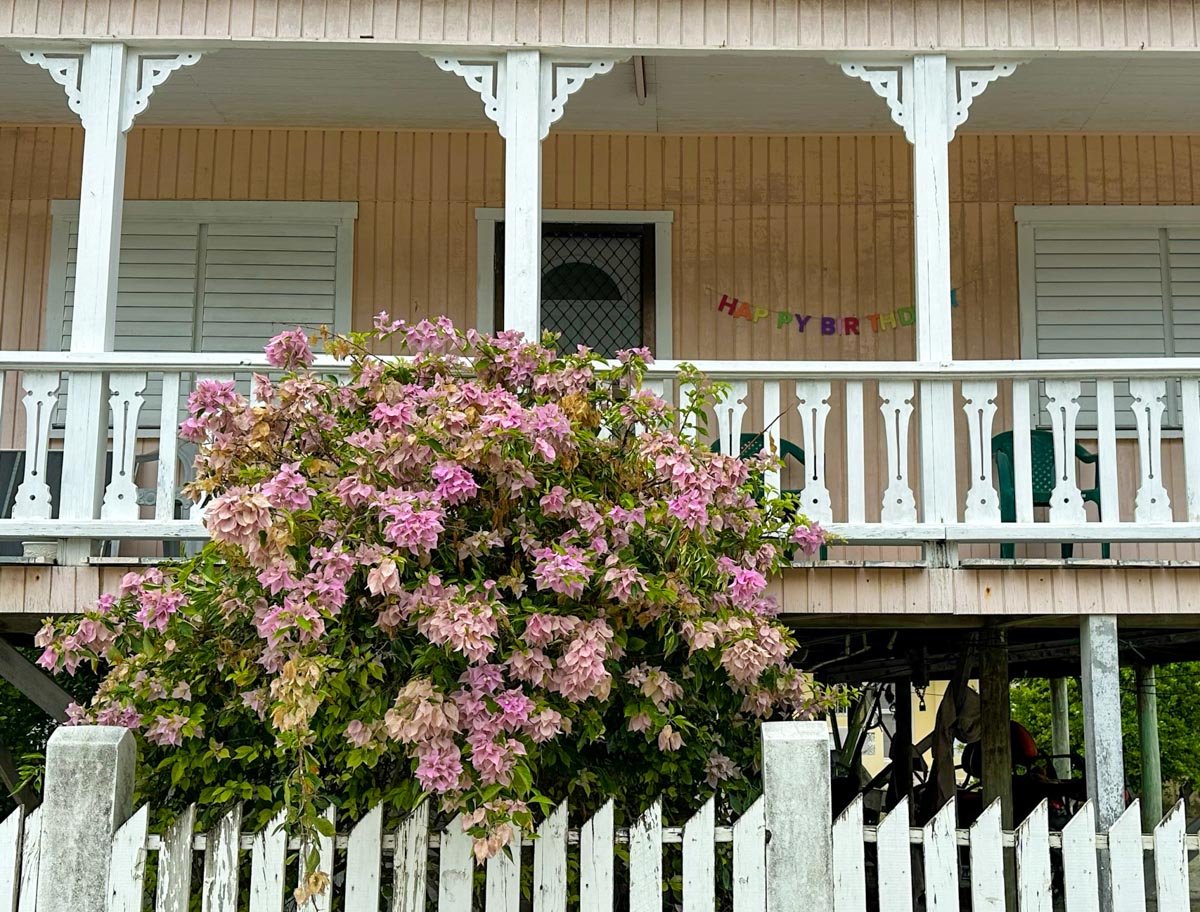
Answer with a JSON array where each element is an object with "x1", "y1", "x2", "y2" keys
[
  {"x1": 2, "y1": 0, "x2": 1198, "y2": 50},
  {"x1": 2, "y1": 125, "x2": 1200, "y2": 560}
]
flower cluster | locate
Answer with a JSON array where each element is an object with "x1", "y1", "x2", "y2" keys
[{"x1": 37, "y1": 318, "x2": 834, "y2": 874}]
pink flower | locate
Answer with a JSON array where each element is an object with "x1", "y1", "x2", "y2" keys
[
  {"x1": 495, "y1": 689, "x2": 534, "y2": 728},
  {"x1": 206, "y1": 486, "x2": 272, "y2": 548},
  {"x1": 525, "y1": 709, "x2": 564, "y2": 743},
  {"x1": 729, "y1": 566, "x2": 768, "y2": 605},
  {"x1": 627, "y1": 712, "x2": 652, "y2": 733},
  {"x1": 134, "y1": 589, "x2": 188, "y2": 632},
  {"x1": 262, "y1": 463, "x2": 314, "y2": 511},
  {"x1": 657, "y1": 724, "x2": 683, "y2": 751},
  {"x1": 345, "y1": 720, "x2": 373, "y2": 747},
  {"x1": 431, "y1": 462, "x2": 479, "y2": 505},
  {"x1": 366, "y1": 559, "x2": 403, "y2": 596},
  {"x1": 790, "y1": 522, "x2": 826, "y2": 556},
  {"x1": 705, "y1": 751, "x2": 740, "y2": 786},
  {"x1": 264, "y1": 328, "x2": 314, "y2": 368},
  {"x1": 531, "y1": 546, "x2": 592, "y2": 599},
  {"x1": 145, "y1": 713, "x2": 190, "y2": 747},
  {"x1": 415, "y1": 741, "x2": 464, "y2": 792}
]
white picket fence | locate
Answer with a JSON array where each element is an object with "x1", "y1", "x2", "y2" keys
[{"x1": 4, "y1": 723, "x2": 1198, "y2": 912}]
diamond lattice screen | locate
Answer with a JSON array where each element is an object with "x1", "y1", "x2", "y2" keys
[{"x1": 540, "y1": 226, "x2": 645, "y2": 358}]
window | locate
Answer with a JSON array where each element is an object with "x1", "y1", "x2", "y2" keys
[
  {"x1": 47, "y1": 200, "x2": 356, "y2": 427},
  {"x1": 475, "y1": 209, "x2": 673, "y2": 359},
  {"x1": 1016, "y1": 205, "x2": 1200, "y2": 427}
]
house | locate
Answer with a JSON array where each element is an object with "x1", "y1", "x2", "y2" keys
[{"x1": 0, "y1": 0, "x2": 1196, "y2": 840}]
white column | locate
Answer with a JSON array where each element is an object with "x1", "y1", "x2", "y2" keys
[
  {"x1": 23, "y1": 45, "x2": 202, "y2": 560},
  {"x1": 502, "y1": 50, "x2": 543, "y2": 340},
  {"x1": 839, "y1": 56, "x2": 1020, "y2": 528},
  {"x1": 1081, "y1": 615, "x2": 1125, "y2": 829},
  {"x1": 1050, "y1": 676, "x2": 1072, "y2": 780},
  {"x1": 432, "y1": 53, "x2": 618, "y2": 341}
]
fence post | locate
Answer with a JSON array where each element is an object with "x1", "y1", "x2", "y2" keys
[
  {"x1": 762, "y1": 720, "x2": 832, "y2": 912},
  {"x1": 35, "y1": 726, "x2": 136, "y2": 912}
]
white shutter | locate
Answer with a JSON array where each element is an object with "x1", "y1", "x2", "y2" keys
[
  {"x1": 1028, "y1": 225, "x2": 1167, "y2": 427},
  {"x1": 58, "y1": 219, "x2": 200, "y2": 429},
  {"x1": 198, "y1": 222, "x2": 341, "y2": 353},
  {"x1": 1167, "y1": 228, "x2": 1200, "y2": 356}
]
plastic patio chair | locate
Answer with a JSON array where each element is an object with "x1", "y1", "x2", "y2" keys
[
  {"x1": 992, "y1": 429, "x2": 1109, "y2": 560},
  {"x1": 710, "y1": 432, "x2": 828, "y2": 560}
]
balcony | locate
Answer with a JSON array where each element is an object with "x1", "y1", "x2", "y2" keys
[{"x1": 1, "y1": 350, "x2": 1198, "y2": 565}]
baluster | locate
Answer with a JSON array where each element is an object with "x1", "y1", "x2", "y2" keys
[
  {"x1": 844, "y1": 381, "x2": 865, "y2": 523},
  {"x1": 1044, "y1": 380, "x2": 1086, "y2": 523},
  {"x1": 1096, "y1": 379, "x2": 1121, "y2": 522},
  {"x1": 101, "y1": 373, "x2": 147, "y2": 521},
  {"x1": 1011, "y1": 379, "x2": 1035, "y2": 523},
  {"x1": 1129, "y1": 378, "x2": 1172, "y2": 522},
  {"x1": 878, "y1": 381, "x2": 917, "y2": 523},
  {"x1": 961, "y1": 380, "x2": 1000, "y2": 523},
  {"x1": 761, "y1": 381, "x2": 781, "y2": 498},
  {"x1": 795, "y1": 381, "x2": 833, "y2": 523},
  {"x1": 12, "y1": 372, "x2": 61, "y2": 520},
  {"x1": 155, "y1": 372, "x2": 182, "y2": 523},
  {"x1": 714, "y1": 381, "x2": 748, "y2": 456},
  {"x1": 1182, "y1": 378, "x2": 1200, "y2": 523}
]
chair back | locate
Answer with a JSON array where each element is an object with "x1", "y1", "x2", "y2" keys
[
  {"x1": 992, "y1": 430, "x2": 1059, "y2": 507},
  {"x1": 714, "y1": 432, "x2": 806, "y2": 466}
]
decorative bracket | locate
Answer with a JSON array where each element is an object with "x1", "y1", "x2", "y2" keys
[
  {"x1": 839, "y1": 58, "x2": 1022, "y2": 144},
  {"x1": 431, "y1": 54, "x2": 621, "y2": 141},
  {"x1": 121, "y1": 51, "x2": 203, "y2": 132},
  {"x1": 22, "y1": 46, "x2": 203, "y2": 133}
]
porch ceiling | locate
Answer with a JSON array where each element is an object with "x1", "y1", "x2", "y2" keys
[{"x1": 0, "y1": 48, "x2": 1198, "y2": 133}]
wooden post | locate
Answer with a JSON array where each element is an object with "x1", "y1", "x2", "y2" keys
[
  {"x1": 981, "y1": 630, "x2": 1013, "y2": 828},
  {"x1": 1136, "y1": 665, "x2": 1163, "y2": 832},
  {"x1": 762, "y1": 721, "x2": 832, "y2": 912},
  {"x1": 502, "y1": 48, "x2": 543, "y2": 342},
  {"x1": 886, "y1": 678, "x2": 914, "y2": 818},
  {"x1": 1081, "y1": 614, "x2": 1124, "y2": 912},
  {"x1": 1050, "y1": 676, "x2": 1072, "y2": 780}
]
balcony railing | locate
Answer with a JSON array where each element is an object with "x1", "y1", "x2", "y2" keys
[{"x1": 0, "y1": 351, "x2": 1199, "y2": 563}]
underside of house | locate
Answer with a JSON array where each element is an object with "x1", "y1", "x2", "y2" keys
[{"x1": 0, "y1": 1, "x2": 1198, "y2": 885}]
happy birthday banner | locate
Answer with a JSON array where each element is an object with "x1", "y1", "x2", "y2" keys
[{"x1": 716, "y1": 288, "x2": 959, "y2": 336}]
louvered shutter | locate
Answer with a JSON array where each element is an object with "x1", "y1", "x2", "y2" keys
[
  {"x1": 1167, "y1": 228, "x2": 1200, "y2": 356},
  {"x1": 198, "y1": 222, "x2": 341, "y2": 352},
  {"x1": 1027, "y1": 225, "x2": 1168, "y2": 428},
  {"x1": 58, "y1": 219, "x2": 200, "y2": 429}
]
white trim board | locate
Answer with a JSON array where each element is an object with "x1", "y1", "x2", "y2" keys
[
  {"x1": 1015, "y1": 205, "x2": 1200, "y2": 227},
  {"x1": 474, "y1": 207, "x2": 674, "y2": 359}
]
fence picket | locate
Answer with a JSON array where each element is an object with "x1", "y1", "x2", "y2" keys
[
  {"x1": 107, "y1": 806, "x2": 149, "y2": 912},
  {"x1": 533, "y1": 802, "x2": 567, "y2": 912},
  {"x1": 580, "y1": 801, "x2": 614, "y2": 912},
  {"x1": 437, "y1": 815, "x2": 474, "y2": 912},
  {"x1": 876, "y1": 798, "x2": 913, "y2": 912},
  {"x1": 923, "y1": 801, "x2": 958, "y2": 912},
  {"x1": 731, "y1": 797, "x2": 766, "y2": 912},
  {"x1": 201, "y1": 806, "x2": 242, "y2": 912},
  {"x1": 1108, "y1": 802, "x2": 1146, "y2": 912},
  {"x1": 485, "y1": 827, "x2": 521, "y2": 912},
  {"x1": 1015, "y1": 801, "x2": 1052, "y2": 912},
  {"x1": 968, "y1": 800, "x2": 1005, "y2": 912},
  {"x1": 344, "y1": 804, "x2": 383, "y2": 912},
  {"x1": 249, "y1": 809, "x2": 287, "y2": 912},
  {"x1": 15, "y1": 806, "x2": 39, "y2": 912},
  {"x1": 1152, "y1": 802, "x2": 1188, "y2": 912},
  {"x1": 392, "y1": 804, "x2": 427, "y2": 912},
  {"x1": 682, "y1": 798, "x2": 715, "y2": 912},
  {"x1": 156, "y1": 806, "x2": 196, "y2": 912},
  {"x1": 629, "y1": 801, "x2": 662, "y2": 912},
  {"x1": 831, "y1": 796, "x2": 866, "y2": 912},
  {"x1": 0, "y1": 809, "x2": 22, "y2": 912},
  {"x1": 300, "y1": 807, "x2": 337, "y2": 912},
  {"x1": 1061, "y1": 802, "x2": 1099, "y2": 912}
]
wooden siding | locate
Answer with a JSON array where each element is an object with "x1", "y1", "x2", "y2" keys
[
  {"x1": 2, "y1": 0, "x2": 1200, "y2": 50},
  {"x1": 2, "y1": 126, "x2": 1200, "y2": 562}
]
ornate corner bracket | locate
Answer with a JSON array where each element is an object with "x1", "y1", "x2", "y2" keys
[
  {"x1": 432, "y1": 56, "x2": 506, "y2": 134},
  {"x1": 21, "y1": 51, "x2": 86, "y2": 121},
  {"x1": 431, "y1": 54, "x2": 621, "y2": 141},
  {"x1": 540, "y1": 59, "x2": 619, "y2": 139},
  {"x1": 839, "y1": 58, "x2": 1023, "y2": 144},
  {"x1": 22, "y1": 47, "x2": 203, "y2": 132},
  {"x1": 122, "y1": 52, "x2": 203, "y2": 131}
]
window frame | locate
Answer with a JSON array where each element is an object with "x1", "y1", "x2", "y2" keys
[
  {"x1": 45, "y1": 199, "x2": 358, "y2": 351},
  {"x1": 474, "y1": 208, "x2": 674, "y2": 359}
]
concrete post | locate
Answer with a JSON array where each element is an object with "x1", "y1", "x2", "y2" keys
[
  {"x1": 763, "y1": 720, "x2": 832, "y2": 912},
  {"x1": 1050, "y1": 676, "x2": 1072, "y2": 780},
  {"x1": 35, "y1": 726, "x2": 136, "y2": 912},
  {"x1": 1081, "y1": 615, "x2": 1125, "y2": 829},
  {"x1": 1136, "y1": 665, "x2": 1163, "y2": 831}
]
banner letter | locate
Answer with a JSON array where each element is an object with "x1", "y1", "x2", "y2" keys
[
  {"x1": 776, "y1": 311, "x2": 792, "y2": 329},
  {"x1": 897, "y1": 306, "x2": 916, "y2": 326},
  {"x1": 866, "y1": 314, "x2": 881, "y2": 332},
  {"x1": 718, "y1": 294, "x2": 737, "y2": 315},
  {"x1": 844, "y1": 316, "x2": 860, "y2": 335},
  {"x1": 794, "y1": 314, "x2": 812, "y2": 333},
  {"x1": 821, "y1": 316, "x2": 837, "y2": 335},
  {"x1": 880, "y1": 311, "x2": 898, "y2": 331},
  {"x1": 733, "y1": 301, "x2": 754, "y2": 321},
  {"x1": 752, "y1": 306, "x2": 769, "y2": 323}
]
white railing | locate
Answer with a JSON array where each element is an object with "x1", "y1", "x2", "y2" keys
[
  {"x1": 6, "y1": 722, "x2": 1195, "y2": 912},
  {"x1": 1, "y1": 351, "x2": 1199, "y2": 559}
]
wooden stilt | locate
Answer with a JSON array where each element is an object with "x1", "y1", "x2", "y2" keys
[{"x1": 1137, "y1": 665, "x2": 1163, "y2": 831}]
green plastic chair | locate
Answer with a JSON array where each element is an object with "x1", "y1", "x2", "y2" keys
[
  {"x1": 992, "y1": 430, "x2": 1109, "y2": 559},
  {"x1": 710, "y1": 433, "x2": 827, "y2": 560}
]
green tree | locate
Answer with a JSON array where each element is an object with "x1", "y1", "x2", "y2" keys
[{"x1": 1010, "y1": 663, "x2": 1200, "y2": 798}]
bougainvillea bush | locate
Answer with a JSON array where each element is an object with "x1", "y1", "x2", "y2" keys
[{"x1": 37, "y1": 318, "x2": 833, "y2": 888}]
